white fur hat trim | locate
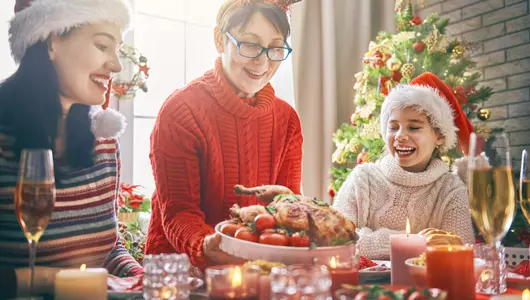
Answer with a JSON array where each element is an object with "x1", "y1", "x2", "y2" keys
[
  {"x1": 9, "y1": 0, "x2": 132, "y2": 63},
  {"x1": 90, "y1": 107, "x2": 127, "y2": 140},
  {"x1": 380, "y1": 84, "x2": 458, "y2": 153}
]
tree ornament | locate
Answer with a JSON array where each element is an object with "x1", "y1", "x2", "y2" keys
[
  {"x1": 410, "y1": 16, "x2": 422, "y2": 25},
  {"x1": 356, "y1": 151, "x2": 369, "y2": 164},
  {"x1": 113, "y1": 45, "x2": 150, "y2": 99},
  {"x1": 350, "y1": 112, "x2": 359, "y2": 125},
  {"x1": 452, "y1": 45, "x2": 465, "y2": 58},
  {"x1": 477, "y1": 108, "x2": 491, "y2": 121},
  {"x1": 401, "y1": 63, "x2": 415, "y2": 79},
  {"x1": 349, "y1": 139, "x2": 361, "y2": 154},
  {"x1": 386, "y1": 55, "x2": 402, "y2": 71},
  {"x1": 328, "y1": 184, "x2": 335, "y2": 198},
  {"x1": 423, "y1": 25, "x2": 449, "y2": 54},
  {"x1": 413, "y1": 41, "x2": 425, "y2": 53},
  {"x1": 392, "y1": 71, "x2": 403, "y2": 82}
]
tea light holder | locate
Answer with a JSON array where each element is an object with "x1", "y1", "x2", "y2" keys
[{"x1": 206, "y1": 265, "x2": 260, "y2": 299}]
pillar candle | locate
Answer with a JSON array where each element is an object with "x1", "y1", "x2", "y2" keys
[
  {"x1": 390, "y1": 219, "x2": 427, "y2": 285},
  {"x1": 54, "y1": 264, "x2": 108, "y2": 300},
  {"x1": 425, "y1": 245, "x2": 475, "y2": 300}
]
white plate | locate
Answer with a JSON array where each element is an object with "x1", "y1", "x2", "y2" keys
[
  {"x1": 216, "y1": 221, "x2": 357, "y2": 265},
  {"x1": 108, "y1": 277, "x2": 204, "y2": 300},
  {"x1": 359, "y1": 260, "x2": 391, "y2": 283}
]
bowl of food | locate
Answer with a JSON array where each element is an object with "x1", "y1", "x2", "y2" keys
[
  {"x1": 334, "y1": 284, "x2": 447, "y2": 300},
  {"x1": 405, "y1": 254, "x2": 486, "y2": 287},
  {"x1": 216, "y1": 193, "x2": 359, "y2": 265}
]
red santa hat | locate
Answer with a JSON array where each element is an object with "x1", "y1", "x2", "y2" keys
[
  {"x1": 380, "y1": 72, "x2": 474, "y2": 154},
  {"x1": 10, "y1": 0, "x2": 132, "y2": 110}
]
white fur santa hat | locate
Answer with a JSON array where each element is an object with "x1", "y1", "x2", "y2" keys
[
  {"x1": 380, "y1": 72, "x2": 474, "y2": 154},
  {"x1": 10, "y1": 0, "x2": 132, "y2": 63},
  {"x1": 9, "y1": 0, "x2": 132, "y2": 139}
]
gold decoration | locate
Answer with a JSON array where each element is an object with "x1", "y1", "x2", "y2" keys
[
  {"x1": 477, "y1": 108, "x2": 491, "y2": 121},
  {"x1": 474, "y1": 123, "x2": 493, "y2": 140},
  {"x1": 332, "y1": 141, "x2": 348, "y2": 164},
  {"x1": 348, "y1": 139, "x2": 361, "y2": 154},
  {"x1": 386, "y1": 56, "x2": 402, "y2": 71},
  {"x1": 401, "y1": 63, "x2": 415, "y2": 79},
  {"x1": 452, "y1": 45, "x2": 465, "y2": 58},
  {"x1": 395, "y1": 0, "x2": 424, "y2": 12},
  {"x1": 423, "y1": 25, "x2": 449, "y2": 54}
]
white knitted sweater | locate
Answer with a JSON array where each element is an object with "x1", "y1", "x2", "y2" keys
[{"x1": 332, "y1": 155, "x2": 475, "y2": 260}]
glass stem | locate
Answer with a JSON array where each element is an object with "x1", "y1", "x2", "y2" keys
[
  {"x1": 493, "y1": 240, "x2": 502, "y2": 294},
  {"x1": 28, "y1": 239, "x2": 37, "y2": 296}
]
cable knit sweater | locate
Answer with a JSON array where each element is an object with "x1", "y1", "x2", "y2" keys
[
  {"x1": 332, "y1": 155, "x2": 474, "y2": 260},
  {"x1": 145, "y1": 58, "x2": 303, "y2": 267}
]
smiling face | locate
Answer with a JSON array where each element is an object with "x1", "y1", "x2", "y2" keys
[
  {"x1": 48, "y1": 22, "x2": 123, "y2": 109},
  {"x1": 215, "y1": 12, "x2": 285, "y2": 97},
  {"x1": 386, "y1": 107, "x2": 444, "y2": 172}
]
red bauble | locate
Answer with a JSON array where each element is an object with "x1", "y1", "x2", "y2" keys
[
  {"x1": 373, "y1": 50, "x2": 383, "y2": 59},
  {"x1": 381, "y1": 86, "x2": 389, "y2": 95},
  {"x1": 413, "y1": 41, "x2": 425, "y2": 53},
  {"x1": 454, "y1": 85, "x2": 468, "y2": 105},
  {"x1": 328, "y1": 186, "x2": 335, "y2": 198},
  {"x1": 379, "y1": 76, "x2": 390, "y2": 86},
  {"x1": 392, "y1": 71, "x2": 403, "y2": 82},
  {"x1": 410, "y1": 16, "x2": 422, "y2": 25},
  {"x1": 356, "y1": 152, "x2": 369, "y2": 164}
]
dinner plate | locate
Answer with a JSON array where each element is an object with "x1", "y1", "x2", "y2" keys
[
  {"x1": 359, "y1": 260, "x2": 391, "y2": 283},
  {"x1": 108, "y1": 277, "x2": 204, "y2": 300}
]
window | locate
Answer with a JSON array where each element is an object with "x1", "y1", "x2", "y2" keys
[{"x1": 126, "y1": 0, "x2": 295, "y2": 194}]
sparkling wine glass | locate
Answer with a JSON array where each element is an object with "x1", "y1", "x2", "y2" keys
[
  {"x1": 15, "y1": 149, "x2": 56, "y2": 296},
  {"x1": 520, "y1": 150, "x2": 530, "y2": 222},
  {"x1": 468, "y1": 132, "x2": 515, "y2": 294}
]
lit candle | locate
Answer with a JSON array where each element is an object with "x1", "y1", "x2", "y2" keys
[
  {"x1": 390, "y1": 219, "x2": 427, "y2": 285},
  {"x1": 207, "y1": 265, "x2": 259, "y2": 299},
  {"x1": 54, "y1": 264, "x2": 108, "y2": 300},
  {"x1": 328, "y1": 255, "x2": 359, "y2": 292},
  {"x1": 425, "y1": 245, "x2": 475, "y2": 300}
]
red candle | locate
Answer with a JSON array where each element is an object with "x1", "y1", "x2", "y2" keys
[
  {"x1": 425, "y1": 245, "x2": 475, "y2": 300},
  {"x1": 328, "y1": 256, "x2": 359, "y2": 291}
]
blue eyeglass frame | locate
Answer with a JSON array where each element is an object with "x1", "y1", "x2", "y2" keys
[{"x1": 225, "y1": 32, "x2": 292, "y2": 61}]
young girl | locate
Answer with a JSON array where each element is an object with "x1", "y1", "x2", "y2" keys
[
  {"x1": 0, "y1": 0, "x2": 141, "y2": 297},
  {"x1": 332, "y1": 72, "x2": 475, "y2": 260}
]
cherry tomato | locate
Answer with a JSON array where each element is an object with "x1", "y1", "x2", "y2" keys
[
  {"x1": 353, "y1": 291, "x2": 369, "y2": 300},
  {"x1": 254, "y1": 213, "x2": 276, "y2": 232},
  {"x1": 234, "y1": 227, "x2": 259, "y2": 243},
  {"x1": 407, "y1": 291, "x2": 427, "y2": 300},
  {"x1": 289, "y1": 232, "x2": 311, "y2": 247},
  {"x1": 220, "y1": 223, "x2": 243, "y2": 237},
  {"x1": 258, "y1": 231, "x2": 289, "y2": 246}
]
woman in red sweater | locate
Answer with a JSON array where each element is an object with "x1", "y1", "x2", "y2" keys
[{"x1": 145, "y1": 0, "x2": 303, "y2": 266}]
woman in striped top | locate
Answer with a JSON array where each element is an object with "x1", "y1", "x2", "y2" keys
[{"x1": 0, "y1": 0, "x2": 142, "y2": 297}]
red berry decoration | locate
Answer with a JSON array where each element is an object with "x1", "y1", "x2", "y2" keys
[
  {"x1": 356, "y1": 152, "x2": 369, "y2": 164},
  {"x1": 392, "y1": 71, "x2": 403, "y2": 82},
  {"x1": 413, "y1": 41, "x2": 425, "y2": 53},
  {"x1": 410, "y1": 16, "x2": 422, "y2": 25},
  {"x1": 328, "y1": 185, "x2": 335, "y2": 198}
]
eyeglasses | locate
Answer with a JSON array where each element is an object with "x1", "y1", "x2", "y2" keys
[{"x1": 225, "y1": 32, "x2": 292, "y2": 62}]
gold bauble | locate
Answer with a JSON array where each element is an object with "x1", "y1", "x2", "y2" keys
[
  {"x1": 477, "y1": 108, "x2": 491, "y2": 121},
  {"x1": 401, "y1": 63, "x2": 415, "y2": 79},
  {"x1": 452, "y1": 45, "x2": 465, "y2": 57},
  {"x1": 349, "y1": 139, "x2": 361, "y2": 154},
  {"x1": 386, "y1": 56, "x2": 402, "y2": 71}
]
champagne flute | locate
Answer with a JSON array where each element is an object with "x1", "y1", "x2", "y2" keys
[
  {"x1": 468, "y1": 132, "x2": 514, "y2": 294},
  {"x1": 15, "y1": 149, "x2": 56, "y2": 296},
  {"x1": 520, "y1": 150, "x2": 530, "y2": 222}
]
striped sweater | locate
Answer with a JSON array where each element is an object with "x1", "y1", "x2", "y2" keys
[{"x1": 0, "y1": 124, "x2": 142, "y2": 277}]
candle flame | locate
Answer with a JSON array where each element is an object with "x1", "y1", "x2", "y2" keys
[
  {"x1": 80, "y1": 264, "x2": 86, "y2": 271},
  {"x1": 523, "y1": 289, "x2": 530, "y2": 300},
  {"x1": 330, "y1": 256, "x2": 337, "y2": 269},
  {"x1": 405, "y1": 218, "x2": 410, "y2": 235},
  {"x1": 448, "y1": 246, "x2": 453, "y2": 252},
  {"x1": 231, "y1": 266, "x2": 242, "y2": 288}
]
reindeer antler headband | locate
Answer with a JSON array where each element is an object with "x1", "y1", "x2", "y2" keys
[{"x1": 221, "y1": 0, "x2": 302, "y2": 22}]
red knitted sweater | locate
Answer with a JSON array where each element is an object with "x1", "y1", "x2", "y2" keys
[{"x1": 144, "y1": 58, "x2": 303, "y2": 266}]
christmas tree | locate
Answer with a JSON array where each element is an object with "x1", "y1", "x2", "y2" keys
[{"x1": 329, "y1": 1, "x2": 530, "y2": 247}]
